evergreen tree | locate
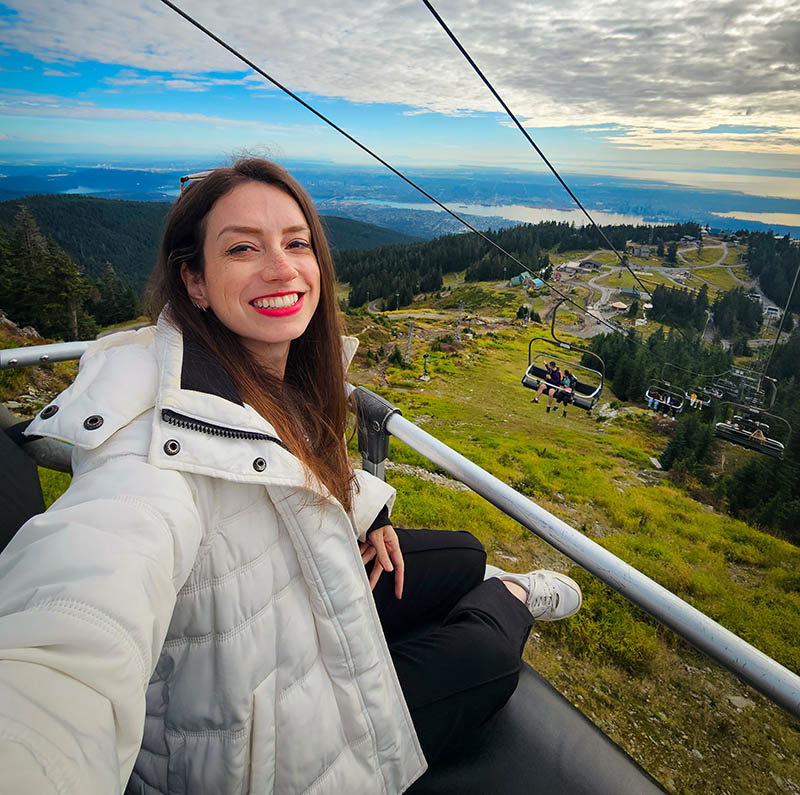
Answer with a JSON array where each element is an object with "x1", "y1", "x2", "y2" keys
[
  {"x1": 666, "y1": 242, "x2": 678, "y2": 264},
  {"x1": 3, "y1": 205, "x2": 97, "y2": 339},
  {"x1": 91, "y1": 263, "x2": 139, "y2": 326},
  {"x1": 5, "y1": 205, "x2": 51, "y2": 329}
]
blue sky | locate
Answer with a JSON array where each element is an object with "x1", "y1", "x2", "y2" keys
[{"x1": 1, "y1": 0, "x2": 799, "y2": 202}]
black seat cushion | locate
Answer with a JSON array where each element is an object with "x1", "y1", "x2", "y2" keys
[
  {"x1": 0, "y1": 426, "x2": 45, "y2": 553},
  {"x1": 408, "y1": 663, "x2": 665, "y2": 794}
]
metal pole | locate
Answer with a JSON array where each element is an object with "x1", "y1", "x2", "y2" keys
[
  {"x1": 383, "y1": 409, "x2": 800, "y2": 718},
  {"x1": 0, "y1": 341, "x2": 90, "y2": 369}
]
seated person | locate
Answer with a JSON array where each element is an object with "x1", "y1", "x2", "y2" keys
[
  {"x1": 558, "y1": 368, "x2": 576, "y2": 417},
  {"x1": 0, "y1": 158, "x2": 583, "y2": 795},
  {"x1": 532, "y1": 361, "x2": 562, "y2": 412}
]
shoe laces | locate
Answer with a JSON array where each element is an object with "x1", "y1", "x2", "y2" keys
[{"x1": 528, "y1": 578, "x2": 559, "y2": 617}]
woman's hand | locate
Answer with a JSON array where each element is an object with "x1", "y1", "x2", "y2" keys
[{"x1": 359, "y1": 525, "x2": 404, "y2": 599}]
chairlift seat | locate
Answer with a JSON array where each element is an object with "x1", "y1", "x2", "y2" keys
[
  {"x1": 0, "y1": 424, "x2": 45, "y2": 552},
  {"x1": 522, "y1": 360, "x2": 601, "y2": 411},
  {"x1": 645, "y1": 385, "x2": 684, "y2": 414},
  {"x1": 409, "y1": 662, "x2": 665, "y2": 794},
  {"x1": 714, "y1": 422, "x2": 784, "y2": 459}
]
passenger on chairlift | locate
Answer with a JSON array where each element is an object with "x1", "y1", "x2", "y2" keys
[
  {"x1": 0, "y1": 158, "x2": 583, "y2": 795},
  {"x1": 532, "y1": 360, "x2": 562, "y2": 412},
  {"x1": 557, "y1": 368, "x2": 576, "y2": 417},
  {"x1": 647, "y1": 390, "x2": 662, "y2": 411}
]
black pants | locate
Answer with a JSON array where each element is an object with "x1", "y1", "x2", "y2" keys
[{"x1": 370, "y1": 528, "x2": 534, "y2": 764}]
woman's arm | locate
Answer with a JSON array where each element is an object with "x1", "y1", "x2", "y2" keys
[{"x1": 0, "y1": 447, "x2": 203, "y2": 793}]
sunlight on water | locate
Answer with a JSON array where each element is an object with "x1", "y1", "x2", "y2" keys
[
  {"x1": 712, "y1": 211, "x2": 800, "y2": 228},
  {"x1": 357, "y1": 200, "x2": 647, "y2": 226}
]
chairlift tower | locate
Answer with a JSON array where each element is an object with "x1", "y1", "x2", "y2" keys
[{"x1": 421, "y1": 353, "x2": 430, "y2": 382}]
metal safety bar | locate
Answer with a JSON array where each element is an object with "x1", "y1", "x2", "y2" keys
[
  {"x1": 353, "y1": 386, "x2": 800, "y2": 719},
  {"x1": 0, "y1": 341, "x2": 90, "y2": 369}
]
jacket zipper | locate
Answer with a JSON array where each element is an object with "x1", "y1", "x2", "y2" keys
[{"x1": 161, "y1": 408, "x2": 288, "y2": 449}]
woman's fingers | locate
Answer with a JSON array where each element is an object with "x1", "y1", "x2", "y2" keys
[
  {"x1": 365, "y1": 525, "x2": 404, "y2": 598},
  {"x1": 370, "y1": 528, "x2": 393, "y2": 573},
  {"x1": 369, "y1": 558, "x2": 384, "y2": 590},
  {"x1": 384, "y1": 528, "x2": 405, "y2": 600},
  {"x1": 360, "y1": 543, "x2": 377, "y2": 565}
]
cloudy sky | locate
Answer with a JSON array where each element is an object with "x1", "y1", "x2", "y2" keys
[{"x1": 1, "y1": 0, "x2": 799, "y2": 199}]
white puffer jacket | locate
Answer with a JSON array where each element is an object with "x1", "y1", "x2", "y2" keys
[{"x1": 0, "y1": 315, "x2": 426, "y2": 795}]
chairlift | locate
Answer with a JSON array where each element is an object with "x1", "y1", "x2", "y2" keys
[
  {"x1": 684, "y1": 388, "x2": 712, "y2": 409},
  {"x1": 714, "y1": 403, "x2": 790, "y2": 459},
  {"x1": 658, "y1": 363, "x2": 728, "y2": 408},
  {"x1": 521, "y1": 300, "x2": 605, "y2": 411},
  {"x1": 711, "y1": 369, "x2": 776, "y2": 410},
  {"x1": 644, "y1": 381, "x2": 684, "y2": 416},
  {"x1": 711, "y1": 375, "x2": 740, "y2": 400}
]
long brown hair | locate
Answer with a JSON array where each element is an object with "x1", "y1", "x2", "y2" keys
[{"x1": 149, "y1": 158, "x2": 355, "y2": 510}]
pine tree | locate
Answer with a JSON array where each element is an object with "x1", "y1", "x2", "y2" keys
[{"x1": 6, "y1": 205, "x2": 51, "y2": 329}]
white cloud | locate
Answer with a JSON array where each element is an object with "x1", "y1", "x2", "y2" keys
[
  {"x1": 0, "y1": 90, "x2": 281, "y2": 127},
  {"x1": 1, "y1": 0, "x2": 799, "y2": 155},
  {"x1": 42, "y1": 68, "x2": 79, "y2": 77},
  {"x1": 102, "y1": 69, "x2": 254, "y2": 91}
]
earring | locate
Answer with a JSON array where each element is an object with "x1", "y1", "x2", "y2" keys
[{"x1": 192, "y1": 301, "x2": 208, "y2": 312}]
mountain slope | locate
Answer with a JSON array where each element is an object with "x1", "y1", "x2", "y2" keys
[{"x1": 0, "y1": 194, "x2": 421, "y2": 290}]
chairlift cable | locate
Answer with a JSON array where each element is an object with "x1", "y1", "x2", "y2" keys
[
  {"x1": 419, "y1": 0, "x2": 654, "y2": 302},
  {"x1": 157, "y1": 0, "x2": 629, "y2": 336}
]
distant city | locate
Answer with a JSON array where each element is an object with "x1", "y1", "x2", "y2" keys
[{"x1": 2, "y1": 158, "x2": 799, "y2": 240}]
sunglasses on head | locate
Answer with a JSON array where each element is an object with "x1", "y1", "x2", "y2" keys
[{"x1": 179, "y1": 170, "x2": 214, "y2": 194}]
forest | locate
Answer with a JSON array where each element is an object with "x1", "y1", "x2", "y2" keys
[
  {"x1": 743, "y1": 230, "x2": 800, "y2": 311},
  {"x1": 648, "y1": 283, "x2": 768, "y2": 353},
  {"x1": 0, "y1": 194, "x2": 419, "y2": 293},
  {"x1": 338, "y1": 220, "x2": 701, "y2": 309},
  {"x1": 589, "y1": 324, "x2": 800, "y2": 545},
  {"x1": 0, "y1": 206, "x2": 137, "y2": 340},
  {"x1": 648, "y1": 283, "x2": 710, "y2": 331}
]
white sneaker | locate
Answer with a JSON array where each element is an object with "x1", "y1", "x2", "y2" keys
[{"x1": 485, "y1": 564, "x2": 582, "y2": 621}]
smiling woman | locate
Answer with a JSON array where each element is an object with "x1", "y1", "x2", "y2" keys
[
  {"x1": 0, "y1": 157, "x2": 584, "y2": 795},
  {"x1": 181, "y1": 180, "x2": 321, "y2": 376}
]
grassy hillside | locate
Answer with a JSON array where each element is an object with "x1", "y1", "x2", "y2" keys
[
  {"x1": 344, "y1": 309, "x2": 800, "y2": 794},
  {"x1": 0, "y1": 194, "x2": 421, "y2": 290}
]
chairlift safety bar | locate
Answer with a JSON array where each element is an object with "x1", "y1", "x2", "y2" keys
[
  {"x1": 1, "y1": 341, "x2": 90, "y2": 369},
  {"x1": 353, "y1": 386, "x2": 800, "y2": 719}
]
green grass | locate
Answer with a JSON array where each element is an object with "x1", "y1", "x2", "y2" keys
[
  {"x1": 732, "y1": 265, "x2": 749, "y2": 281},
  {"x1": 595, "y1": 270, "x2": 676, "y2": 291},
  {"x1": 38, "y1": 467, "x2": 72, "y2": 508},
  {"x1": 694, "y1": 266, "x2": 743, "y2": 292},
  {"x1": 681, "y1": 246, "x2": 725, "y2": 265},
  {"x1": 350, "y1": 325, "x2": 800, "y2": 680},
  {"x1": 99, "y1": 315, "x2": 151, "y2": 332},
  {"x1": 723, "y1": 247, "x2": 743, "y2": 266}
]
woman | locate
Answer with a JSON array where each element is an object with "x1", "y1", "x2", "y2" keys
[
  {"x1": 558, "y1": 368, "x2": 577, "y2": 418},
  {"x1": 0, "y1": 158, "x2": 581, "y2": 794}
]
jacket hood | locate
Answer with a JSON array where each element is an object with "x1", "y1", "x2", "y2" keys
[
  {"x1": 27, "y1": 314, "x2": 360, "y2": 449},
  {"x1": 25, "y1": 315, "x2": 364, "y2": 494}
]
